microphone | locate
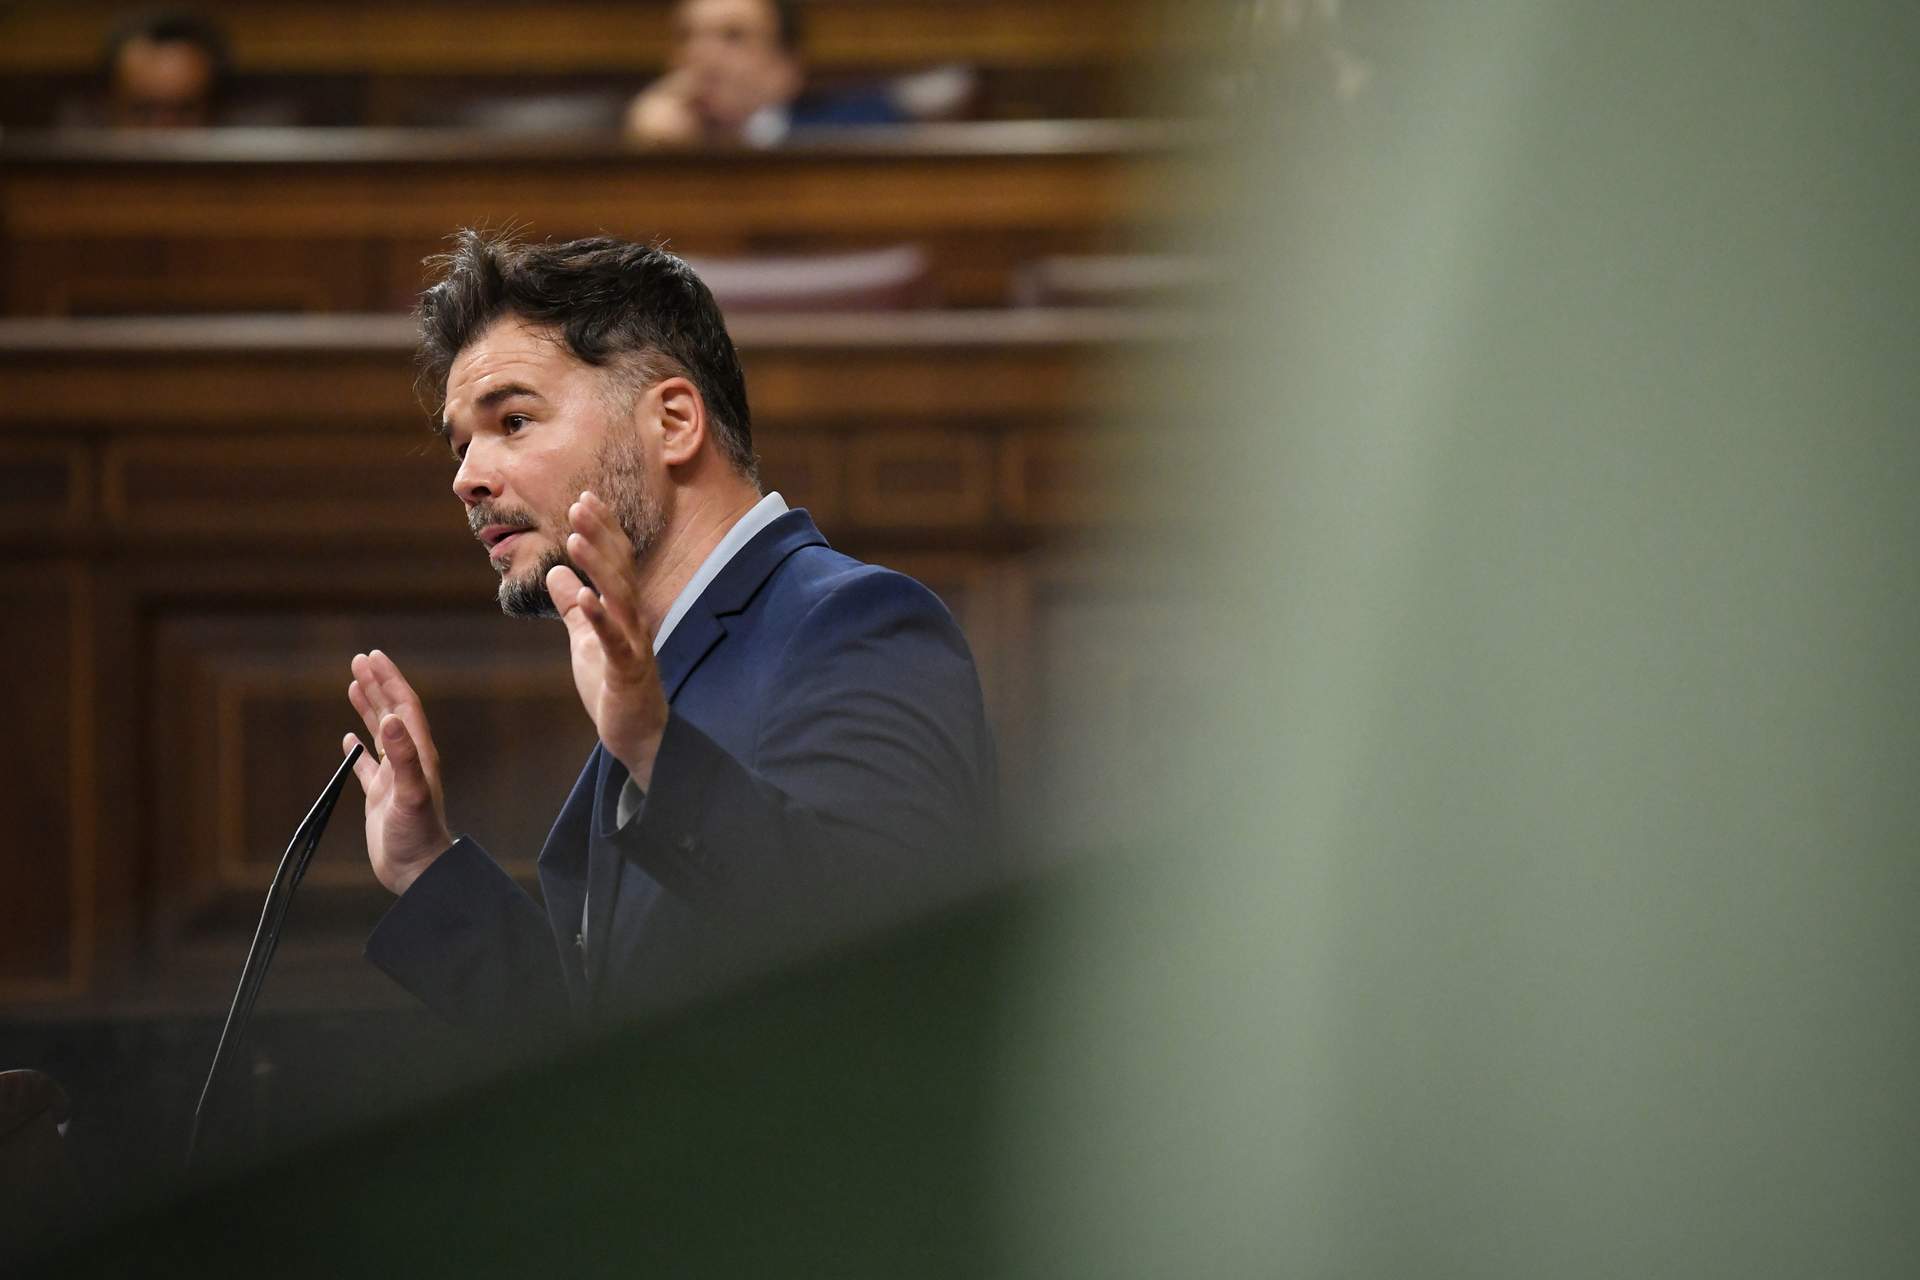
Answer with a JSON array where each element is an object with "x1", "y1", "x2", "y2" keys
[{"x1": 183, "y1": 744, "x2": 363, "y2": 1169}]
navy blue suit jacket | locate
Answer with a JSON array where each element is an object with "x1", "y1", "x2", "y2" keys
[
  {"x1": 366, "y1": 509, "x2": 996, "y2": 1030},
  {"x1": 789, "y1": 88, "x2": 908, "y2": 128}
]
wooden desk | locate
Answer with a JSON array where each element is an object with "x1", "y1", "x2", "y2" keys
[
  {"x1": 0, "y1": 310, "x2": 1184, "y2": 1009},
  {"x1": 0, "y1": 122, "x2": 1196, "y2": 312},
  {"x1": 2, "y1": 1, "x2": 1192, "y2": 126}
]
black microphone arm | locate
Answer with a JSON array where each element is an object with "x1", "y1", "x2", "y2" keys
[{"x1": 184, "y1": 743, "x2": 363, "y2": 1169}]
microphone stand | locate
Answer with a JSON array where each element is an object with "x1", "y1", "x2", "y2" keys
[{"x1": 183, "y1": 744, "x2": 363, "y2": 1170}]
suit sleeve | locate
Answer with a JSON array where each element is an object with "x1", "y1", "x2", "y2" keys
[
  {"x1": 364, "y1": 837, "x2": 572, "y2": 1040},
  {"x1": 618, "y1": 571, "x2": 994, "y2": 921}
]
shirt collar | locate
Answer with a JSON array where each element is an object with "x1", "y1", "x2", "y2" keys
[
  {"x1": 741, "y1": 104, "x2": 792, "y2": 148},
  {"x1": 652, "y1": 491, "x2": 789, "y2": 653}
]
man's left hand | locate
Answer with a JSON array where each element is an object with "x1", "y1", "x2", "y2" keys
[{"x1": 547, "y1": 490, "x2": 670, "y2": 789}]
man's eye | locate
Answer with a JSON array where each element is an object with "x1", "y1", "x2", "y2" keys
[{"x1": 504, "y1": 415, "x2": 529, "y2": 433}]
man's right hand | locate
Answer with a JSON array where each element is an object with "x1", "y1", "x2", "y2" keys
[{"x1": 344, "y1": 649, "x2": 453, "y2": 896}]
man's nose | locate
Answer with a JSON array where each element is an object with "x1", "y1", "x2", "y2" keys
[{"x1": 452, "y1": 442, "x2": 499, "y2": 506}]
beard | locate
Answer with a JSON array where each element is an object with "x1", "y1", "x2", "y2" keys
[{"x1": 489, "y1": 433, "x2": 667, "y2": 619}]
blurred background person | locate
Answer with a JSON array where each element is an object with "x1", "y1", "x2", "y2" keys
[
  {"x1": 625, "y1": 0, "x2": 912, "y2": 147},
  {"x1": 99, "y1": 8, "x2": 230, "y2": 129}
]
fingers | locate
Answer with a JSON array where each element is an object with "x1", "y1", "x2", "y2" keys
[
  {"x1": 564, "y1": 494, "x2": 636, "y2": 612},
  {"x1": 641, "y1": 68, "x2": 701, "y2": 115},
  {"x1": 349, "y1": 649, "x2": 439, "y2": 772},
  {"x1": 344, "y1": 733, "x2": 379, "y2": 791},
  {"x1": 544, "y1": 565, "x2": 603, "y2": 659},
  {"x1": 349, "y1": 652, "x2": 403, "y2": 743},
  {"x1": 547, "y1": 556, "x2": 647, "y2": 674},
  {"x1": 579, "y1": 586, "x2": 644, "y2": 668},
  {"x1": 350, "y1": 649, "x2": 414, "y2": 721},
  {"x1": 366, "y1": 650, "x2": 425, "y2": 724},
  {"x1": 377, "y1": 713, "x2": 431, "y2": 808},
  {"x1": 347, "y1": 675, "x2": 382, "y2": 745},
  {"x1": 546, "y1": 562, "x2": 587, "y2": 619},
  {"x1": 566, "y1": 492, "x2": 652, "y2": 650},
  {"x1": 548, "y1": 566, "x2": 637, "y2": 672}
]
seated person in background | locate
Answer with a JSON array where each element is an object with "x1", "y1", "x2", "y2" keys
[
  {"x1": 625, "y1": 0, "x2": 907, "y2": 147},
  {"x1": 100, "y1": 8, "x2": 229, "y2": 129}
]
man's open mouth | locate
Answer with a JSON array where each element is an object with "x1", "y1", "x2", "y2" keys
[{"x1": 479, "y1": 524, "x2": 534, "y2": 558}]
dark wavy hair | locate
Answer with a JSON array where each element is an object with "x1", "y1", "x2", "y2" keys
[
  {"x1": 415, "y1": 230, "x2": 757, "y2": 479},
  {"x1": 767, "y1": 0, "x2": 805, "y2": 52}
]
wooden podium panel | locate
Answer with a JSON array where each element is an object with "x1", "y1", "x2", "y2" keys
[
  {"x1": 0, "y1": 123, "x2": 1195, "y2": 313},
  {"x1": 147, "y1": 605, "x2": 594, "y2": 899},
  {"x1": 0, "y1": 569, "x2": 92, "y2": 999}
]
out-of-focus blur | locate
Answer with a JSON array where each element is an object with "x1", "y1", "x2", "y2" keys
[
  {"x1": 993, "y1": 1, "x2": 1920, "y2": 1273},
  {"x1": 4, "y1": 0, "x2": 1919, "y2": 1273},
  {"x1": 101, "y1": 13, "x2": 225, "y2": 130},
  {"x1": 3, "y1": 0, "x2": 1183, "y2": 130},
  {"x1": 625, "y1": 0, "x2": 806, "y2": 145}
]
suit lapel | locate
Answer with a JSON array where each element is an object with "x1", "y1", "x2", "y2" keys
[
  {"x1": 584, "y1": 746, "x2": 626, "y2": 991},
  {"x1": 658, "y1": 509, "x2": 828, "y2": 687},
  {"x1": 582, "y1": 508, "x2": 829, "y2": 992},
  {"x1": 654, "y1": 608, "x2": 726, "y2": 704},
  {"x1": 535, "y1": 750, "x2": 598, "y2": 1002}
]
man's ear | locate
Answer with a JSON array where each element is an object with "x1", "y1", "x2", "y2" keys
[{"x1": 651, "y1": 376, "x2": 706, "y2": 467}]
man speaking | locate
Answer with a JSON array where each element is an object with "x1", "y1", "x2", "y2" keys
[{"x1": 343, "y1": 231, "x2": 995, "y2": 1031}]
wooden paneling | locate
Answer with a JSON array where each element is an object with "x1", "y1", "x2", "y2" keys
[
  {"x1": 999, "y1": 427, "x2": 1163, "y2": 526},
  {"x1": 149, "y1": 609, "x2": 595, "y2": 918},
  {"x1": 0, "y1": 311, "x2": 1185, "y2": 1008},
  {"x1": 0, "y1": 309, "x2": 1184, "y2": 451},
  {"x1": 752, "y1": 428, "x2": 843, "y2": 529},
  {"x1": 847, "y1": 428, "x2": 996, "y2": 528},
  {"x1": 103, "y1": 436, "x2": 459, "y2": 537},
  {"x1": 10, "y1": 240, "x2": 382, "y2": 317},
  {"x1": 0, "y1": 440, "x2": 91, "y2": 530},
  {"x1": 2, "y1": 126, "x2": 1180, "y2": 237},
  {"x1": 0, "y1": 124, "x2": 1195, "y2": 313},
  {"x1": 0, "y1": 568, "x2": 92, "y2": 1000},
  {"x1": 0, "y1": 321, "x2": 417, "y2": 428},
  {"x1": 0, "y1": 2, "x2": 1181, "y2": 76},
  {"x1": 0, "y1": 2, "x2": 1181, "y2": 126}
]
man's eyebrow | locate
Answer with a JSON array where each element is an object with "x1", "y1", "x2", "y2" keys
[
  {"x1": 435, "y1": 383, "x2": 545, "y2": 442},
  {"x1": 475, "y1": 382, "x2": 545, "y2": 410}
]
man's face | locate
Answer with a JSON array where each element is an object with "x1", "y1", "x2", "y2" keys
[
  {"x1": 443, "y1": 314, "x2": 667, "y2": 617},
  {"x1": 671, "y1": 0, "x2": 803, "y2": 132},
  {"x1": 108, "y1": 38, "x2": 215, "y2": 128}
]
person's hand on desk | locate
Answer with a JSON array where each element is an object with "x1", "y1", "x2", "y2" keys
[
  {"x1": 344, "y1": 649, "x2": 454, "y2": 895},
  {"x1": 547, "y1": 490, "x2": 670, "y2": 791}
]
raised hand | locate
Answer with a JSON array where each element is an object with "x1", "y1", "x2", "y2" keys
[
  {"x1": 344, "y1": 649, "x2": 454, "y2": 895},
  {"x1": 624, "y1": 67, "x2": 703, "y2": 145},
  {"x1": 545, "y1": 491, "x2": 671, "y2": 789}
]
